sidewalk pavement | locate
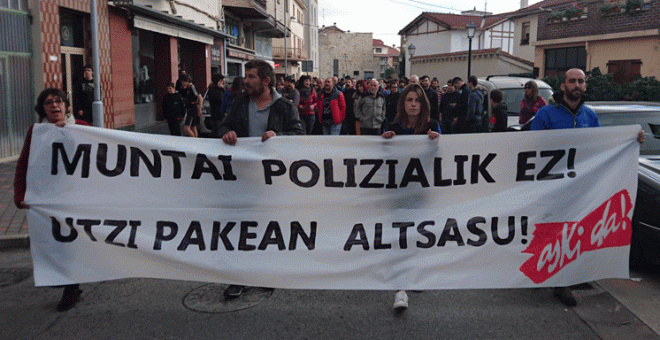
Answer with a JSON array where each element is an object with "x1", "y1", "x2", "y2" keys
[
  {"x1": 0, "y1": 121, "x2": 172, "y2": 250},
  {"x1": 0, "y1": 160, "x2": 29, "y2": 249}
]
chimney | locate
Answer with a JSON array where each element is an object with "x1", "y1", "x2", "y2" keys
[{"x1": 521, "y1": 0, "x2": 528, "y2": 8}]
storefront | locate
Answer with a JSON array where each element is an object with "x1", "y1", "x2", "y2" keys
[
  {"x1": 112, "y1": 3, "x2": 231, "y2": 130},
  {"x1": 226, "y1": 48, "x2": 257, "y2": 79}
]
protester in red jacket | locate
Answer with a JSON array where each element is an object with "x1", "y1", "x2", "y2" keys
[
  {"x1": 296, "y1": 75, "x2": 319, "y2": 135},
  {"x1": 317, "y1": 77, "x2": 346, "y2": 135}
]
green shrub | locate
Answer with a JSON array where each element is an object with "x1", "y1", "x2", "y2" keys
[{"x1": 542, "y1": 67, "x2": 659, "y2": 102}]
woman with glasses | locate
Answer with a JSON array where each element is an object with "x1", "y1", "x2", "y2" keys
[
  {"x1": 14, "y1": 88, "x2": 89, "y2": 312},
  {"x1": 519, "y1": 80, "x2": 547, "y2": 125}
]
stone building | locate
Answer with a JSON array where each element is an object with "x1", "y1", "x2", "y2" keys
[{"x1": 318, "y1": 24, "x2": 378, "y2": 80}]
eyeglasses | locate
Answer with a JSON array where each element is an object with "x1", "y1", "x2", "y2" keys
[{"x1": 44, "y1": 99, "x2": 64, "y2": 106}]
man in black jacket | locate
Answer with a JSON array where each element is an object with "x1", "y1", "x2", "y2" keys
[
  {"x1": 385, "y1": 80, "x2": 400, "y2": 127},
  {"x1": 219, "y1": 60, "x2": 303, "y2": 299},
  {"x1": 420, "y1": 75, "x2": 439, "y2": 120},
  {"x1": 452, "y1": 76, "x2": 470, "y2": 133},
  {"x1": 73, "y1": 64, "x2": 95, "y2": 125},
  {"x1": 439, "y1": 79, "x2": 459, "y2": 134},
  {"x1": 220, "y1": 59, "x2": 303, "y2": 145}
]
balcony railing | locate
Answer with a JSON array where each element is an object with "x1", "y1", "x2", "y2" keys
[{"x1": 272, "y1": 47, "x2": 308, "y2": 61}]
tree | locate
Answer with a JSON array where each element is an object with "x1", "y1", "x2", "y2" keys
[{"x1": 384, "y1": 67, "x2": 399, "y2": 80}]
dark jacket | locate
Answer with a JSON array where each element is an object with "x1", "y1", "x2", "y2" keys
[
  {"x1": 456, "y1": 83, "x2": 470, "y2": 120},
  {"x1": 424, "y1": 87, "x2": 440, "y2": 120},
  {"x1": 439, "y1": 91, "x2": 460, "y2": 121},
  {"x1": 385, "y1": 91, "x2": 400, "y2": 124},
  {"x1": 491, "y1": 102, "x2": 508, "y2": 132},
  {"x1": 207, "y1": 84, "x2": 225, "y2": 120},
  {"x1": 386, "y1": 118, "x2": 441, "y2": 135},
  {"x1": 219, "y1": 92, "x2": 305, "y2": 137},
  {"x1": 162, "y1": 92, "x2": 186, "y2": 120},
  {"x1": 73, "y1": 79, "x2": 95, "y2": 124}
]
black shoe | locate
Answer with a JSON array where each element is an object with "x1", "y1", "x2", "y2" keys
[
  {"x1": 56, "y1": 288, "x2": 82, "y2": 312},
  {"x1": 224, "y1": 285, "x2": 245, "y2": 299},
  {"x1": 553, "y1": 286, "x2": 577, "y2": 307}
]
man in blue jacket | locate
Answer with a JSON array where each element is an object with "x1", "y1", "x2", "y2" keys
[
  {"x1": 531, "y1": 68, "x2": 644, "y2": 307},
  {"x1": 531, "y1": 68, "x2": 600, "y2": 130}
]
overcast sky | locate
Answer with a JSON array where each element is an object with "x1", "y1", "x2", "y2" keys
[{"x1": 317, "y1": 0, "x2": 542, "y2": 48}]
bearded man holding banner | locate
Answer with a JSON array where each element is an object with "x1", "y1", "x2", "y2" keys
[
  {"x1": 531, "y1": 68, "x2": 645, "y2": 306},
  {"x1": 219, "y1": 59, "x2": 303, "y2": 147},
  {"x1": 219, "y1": 59, "x2": 304, "y2": 298}
]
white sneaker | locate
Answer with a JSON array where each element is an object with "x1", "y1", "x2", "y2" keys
[{"x1": 393, "y1": 291, "x2": 408, "y2": 310}]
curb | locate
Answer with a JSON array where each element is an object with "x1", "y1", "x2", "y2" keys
[{"x1": 0, "y1": 235, "x2": 30, "y2": 250}]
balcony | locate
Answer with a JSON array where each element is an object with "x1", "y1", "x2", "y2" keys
[
  {"x1": 272, "y1": 47, "x2": 308, "y2": 61},
  {"x1": 223, "y1": 0, "x2": 268, "y2": 19}
]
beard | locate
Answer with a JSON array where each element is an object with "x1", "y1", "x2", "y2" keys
[
  {"x1": 564, "y1": 87, "x2": 583, "y2": 101},
  {"x1": 247, "y1": 83, "x2": 266, "y2": 97}
]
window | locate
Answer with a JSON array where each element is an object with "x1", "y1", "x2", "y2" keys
[
  {"x1": 544, "y1": 46, "x2": 587, "y2": 77},
  {"x1": 224, "y1": 17, "x2": 240, "y2": 45},
  {"x1": 132, "y1": 29, "x2": 155, "y2": 104},
  {"x1": 607, "y1": 59, "x2": 642, "y2": 84},
  {"x1": 521, "y1": 22, "x2": 530, "y2": 45},
  {"x1": 0, "y1": 0, "x2": 26, "y2": 10},
  {"x1": 375, "y1": 48, "x2": 382, "y2": 53},
  {"x1": 333, "y1": 59, "x2": 339, "y2": 76}
]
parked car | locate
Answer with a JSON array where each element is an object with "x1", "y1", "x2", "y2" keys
[
  {"x1": 477, "y1": 76, "x2": 554, "y2": 128},
  {"x1": 510, "y1": 101, "x2": 660, "y2": 266},
  {"x1": 634, "y1": 155, "x2": 660, "y2": 266}
]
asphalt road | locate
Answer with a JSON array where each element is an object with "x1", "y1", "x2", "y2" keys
[{"x1": 1, "y1": 248, "x2": 658, "y2": 340}]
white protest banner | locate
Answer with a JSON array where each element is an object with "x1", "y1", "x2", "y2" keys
[{"x1": 25, "y1": 123, "x2": 640, "y2": 289}]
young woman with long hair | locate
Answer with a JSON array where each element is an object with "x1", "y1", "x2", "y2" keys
[
  {"x1": 381, "y1": 83, "x2": 441, "y2": 311},
  {"x1": 519, "y1": 80, "x2": 547, "y2": 124}
]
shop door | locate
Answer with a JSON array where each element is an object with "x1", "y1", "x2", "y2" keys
[{"x1": 60, "y1": 46, "x2": 85, "y2": 116}]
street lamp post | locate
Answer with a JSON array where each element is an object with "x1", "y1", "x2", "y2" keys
[
  {"x1": 343, "y1": 53, "x2": 348, "y2": 78},
  {"x1": 466, "y1": 21, "x2": 477, "y2": 79},
  {"x1": 407, "y1": 44, "x2": 416, "y2": 77}
]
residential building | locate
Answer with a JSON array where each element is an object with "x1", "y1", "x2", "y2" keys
[
  {"x1": 505, "y1": 0, "x2": 542, "y2": 64},
  {"x1": 272, "y1": 0, "x2": 307, "y2": 79},
  {"x1": 532, "y1": 0, "x2": 659, "y2": 81},
  {"x1": 398, "y1": 11, "x2": 534, "y2": 82},
  {"x1": 303, "y1": 0, "x2": 320, "y2": 77},
  {"x1": 373, "y1": 39, "x2": 400, "y2": 79},
  {"x1": 223, "y1": 0, "x2": 286, "y2": 79},
  {"x1": 319, "y1": 24, "x2": 377, "y2": 80}
]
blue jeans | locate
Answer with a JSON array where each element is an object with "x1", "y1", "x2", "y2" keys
[{"x1": 323, "y1": 123, "x2": 342, "y2": 135}]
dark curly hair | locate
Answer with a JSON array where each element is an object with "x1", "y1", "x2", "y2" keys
[{"x1": 35, "y1": 88, "x2": 69, "y2": 121}]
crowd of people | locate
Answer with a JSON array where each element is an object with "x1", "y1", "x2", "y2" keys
[
  {"x1": 14, "y1": 60, "x2": 645, "y2": 313},
  {"x1": 163, "y1": 67, "x2": 548, "y2": 139}
]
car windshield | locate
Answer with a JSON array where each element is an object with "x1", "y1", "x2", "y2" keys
[{"x1": 503, "y1": 88, "x2": 554, "y2": 115}]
